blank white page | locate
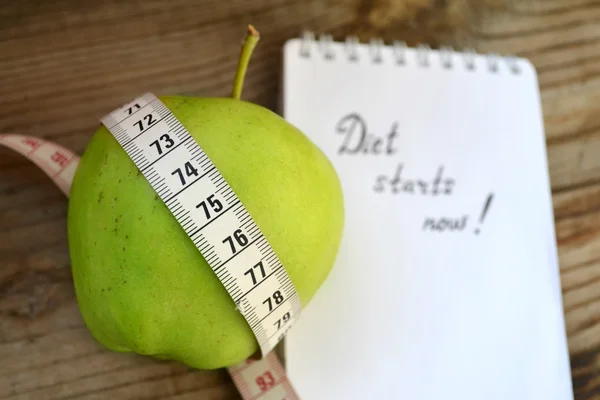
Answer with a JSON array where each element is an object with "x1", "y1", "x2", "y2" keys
[{"x1": 281, "y1": 37, "x2": 573, "y2": 400}]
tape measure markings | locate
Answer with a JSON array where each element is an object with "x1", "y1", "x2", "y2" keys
[
  {"x1": 0, "y1": 134, "x2": 79, "y2": 196},
  {"x1": 101, "y1": 93, "x2": 302, "y2": 356},
  {"x1": 229, "y1": 351, "x2": 300, "y2": 400},
  {"x1": 104, "y1": 92, "x2": 157, "y2": 130}
]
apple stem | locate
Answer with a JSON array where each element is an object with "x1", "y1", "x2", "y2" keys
[{"x1": 232, "y1": 25, "x2": 260, "y2": 100}]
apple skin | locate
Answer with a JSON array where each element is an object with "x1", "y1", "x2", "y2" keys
[{"x1": 67, "y1": 96, "x2": 344, "y2": 369}]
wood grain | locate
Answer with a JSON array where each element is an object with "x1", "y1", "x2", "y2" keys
[{"x1": 1, "y1": 0, "x2": 600, "y2": 398}]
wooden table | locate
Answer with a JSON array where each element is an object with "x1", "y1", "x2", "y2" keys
[{"x1": 1, "y1": 0, "x2": 599, "y2": 398}]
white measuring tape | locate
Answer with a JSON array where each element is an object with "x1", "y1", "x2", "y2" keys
[
  {"x1": 0, "y1": 93, "x2": 303, "y2": 399},
  {"x1": 0, "y1": 134, "x2": 79, "y2": 196},
  {"x1": 100, "y1": 92, "x2": 302, "y2": 357}
]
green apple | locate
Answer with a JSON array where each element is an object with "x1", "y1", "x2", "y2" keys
[{"x1": 67, "y1": 26, "x2": 344, "y2": 369}]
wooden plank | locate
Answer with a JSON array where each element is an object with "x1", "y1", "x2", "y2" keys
[
  {"x1": 547, "y1": 127, "x2": 600, "y2": 190},
  {"x1": 542, "y1": 80, "x2": 600, "y2": 141},
  {"x1": 468, "y1": 2, "x2": 600, "y2": 144},
  {"x1": 511, "y1": 0, "x2": 600, "y2": 13},
  {"x1": 553, "y1": 181, "x2": 600, "y2": 220}
]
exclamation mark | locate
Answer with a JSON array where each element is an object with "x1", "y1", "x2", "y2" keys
[{"x1": 475, "y1": 193, "x2": 494, "y2": 235}]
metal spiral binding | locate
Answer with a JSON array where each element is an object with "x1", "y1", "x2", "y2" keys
[
  {"x1": 392, "y1": 40, "x2": 407, "y2": 65},
  {"x1": 318, "y1": 33, "x2": 335, "y2": 60},
  {"x1": 439, "y1": 46, "x2": 454, "y2": 69},
  {"x1": 369, "y1": 38, "x2": 384, "y2": 63},
  {"x1": 464, "y1": 47, "x2": 477, "y2": 71},
  {"x1": 487, "y1": 52, "x2": 501, "y2": 73},
  {"x1": 416, "y1": 44, "x2": 431, "y2": 67},
  {"x1": 345, "y1": 35, "x2": 359, "y2": 62},
  {"x1": 299, "y1": 31, "x2": 521, "y2": 74}
]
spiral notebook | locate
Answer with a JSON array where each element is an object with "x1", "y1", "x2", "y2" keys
[{"x1": 280, "y1": 34, "x2": 574, "y2": 399}]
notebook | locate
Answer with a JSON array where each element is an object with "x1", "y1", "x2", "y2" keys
[{"x1": 280, "y1": 33, "x2": 574, "y2": 400}]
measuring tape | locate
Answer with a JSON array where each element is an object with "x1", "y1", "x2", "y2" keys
[
  {"x1": 0, "y1": 133, "x2": 79, "y2": 196},
  {"x1": 0, "y1": 94, "x2": 303, "y2": 399},
  {"x1": 100, "y1": 92, "x2": 301, "y2": 357}
]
